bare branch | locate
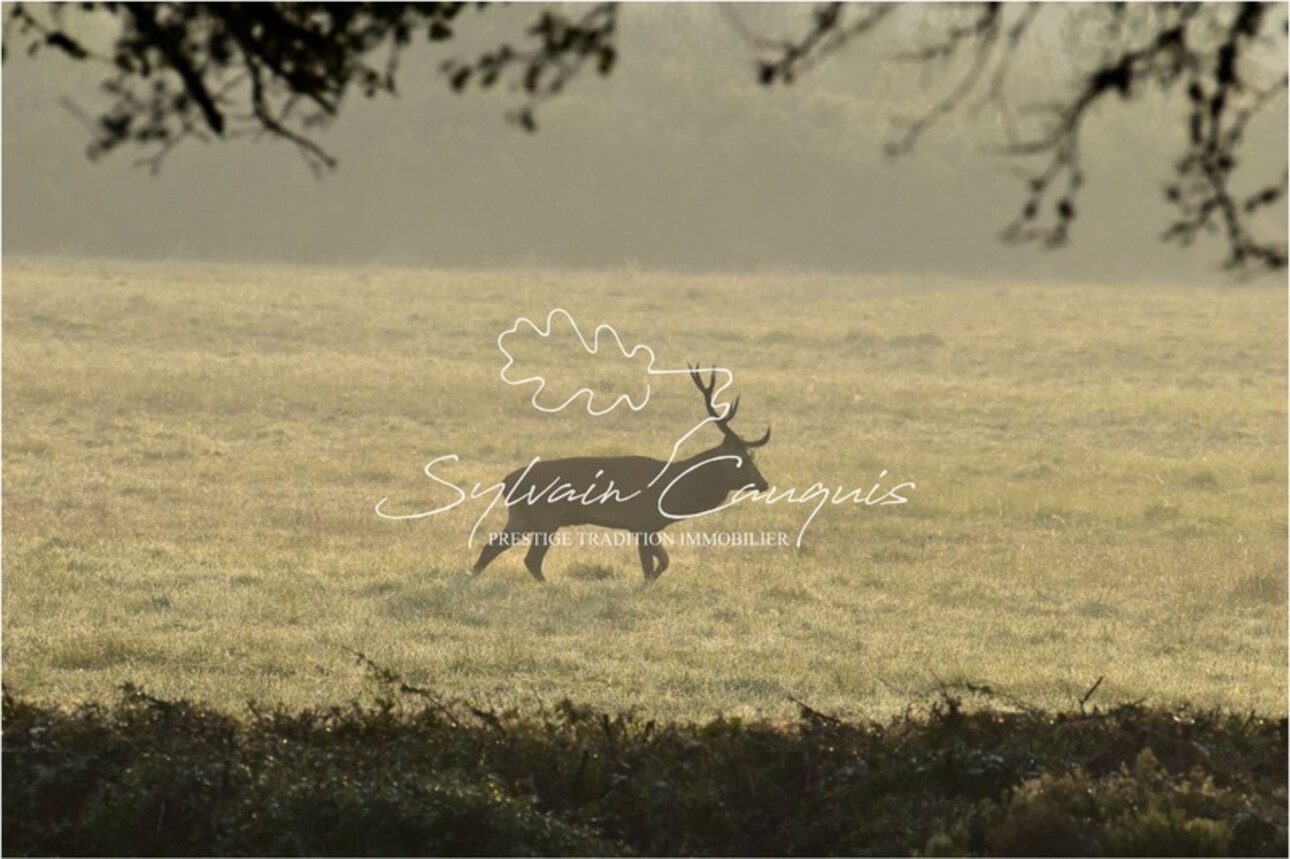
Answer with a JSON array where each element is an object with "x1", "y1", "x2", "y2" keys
[
  {"x1": 1078, "y1": 675, "x2": 1105, "y2": 715},
  {"x1": 756, "y1": 3, "x2": 893, "y2": 86},
  {"x1": 737, "y1": 2, "x2": 1286, "y2": 275},
  {"x1": 886, "y1": 4, "x2": 1003, "y2": 157}
]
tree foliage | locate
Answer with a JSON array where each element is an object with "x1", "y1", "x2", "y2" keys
[
  {"x1": 755, "y1": 3, "x2": 1288, "y2": 273},
  {"x1": 4, "y1": 2, "x2": 1286, "y2": 273}
]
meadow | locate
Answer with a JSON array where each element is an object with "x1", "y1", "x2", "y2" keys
[{"x1": 3, "y1": 257, "x2": 1286, "y2": 720}]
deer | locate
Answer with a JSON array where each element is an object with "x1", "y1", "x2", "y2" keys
[{"x1": 471, "y1": 365, "x2": 771, "y2": 583}]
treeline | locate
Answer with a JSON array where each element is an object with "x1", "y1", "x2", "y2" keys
[{"x1": 3, "y1": 677, "x2": 1285, "y2": 856}]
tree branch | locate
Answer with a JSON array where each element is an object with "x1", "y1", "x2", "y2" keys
[
  {"x1": 740, "y1": 2, "x2": 1287, "y2": 275},
  {"x1": 441, "y1": 3, "x2": 619, "y2": 133}
]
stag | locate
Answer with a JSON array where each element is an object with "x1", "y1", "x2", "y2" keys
[{"x1": 472, "y1": 365, "x2": 771, "y2": 583}]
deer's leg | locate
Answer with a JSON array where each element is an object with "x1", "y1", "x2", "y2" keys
[
  {"x1": 472, "y1": 531, "x2": 519, "y2": 578},
  {"x1": 648, "y1": 543, "x2": 670, "y2": 581},
  {"x1": 636, "y1": 535, "x2": 655, "y2": 579},
  {"x1": 638, "y1": 534, "x2": 669, "y2": 583},
  {"x1": 523, "y1": 532, "x2": 555, "y2": 583}
]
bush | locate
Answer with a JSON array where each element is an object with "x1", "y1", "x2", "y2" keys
[
  {"x1": 3, "y1": 684, "x2": 1285, "y2": 856},
  {"x1": 974, "y1": 749, "x2": 1287, "y2": 857}
]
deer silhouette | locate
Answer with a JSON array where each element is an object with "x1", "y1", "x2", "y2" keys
[{"x1": 471, "y1": 365, "x2": 771, "y2": 583}]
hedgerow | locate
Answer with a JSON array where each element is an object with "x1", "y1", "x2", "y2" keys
[{"x1": 3, "y1": 675, "x2": 1284, "y2": 856}]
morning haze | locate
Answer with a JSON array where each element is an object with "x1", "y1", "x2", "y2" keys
[
  {"x1": 4, "y1": 3, "x2": 1284, "y2": 282},
  {"x1": 3, "y1": 9, "x2": 1287, "y2": 850}
]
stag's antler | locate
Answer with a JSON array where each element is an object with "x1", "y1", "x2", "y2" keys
[
  {"x1": 688, "y1": 363, "x2": 769, "y2": 448},
  {"x1": 688, "y1": 363, "x2": 736, "y2": 425}
]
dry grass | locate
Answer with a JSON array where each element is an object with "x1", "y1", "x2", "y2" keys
[{"x1": 3, "y1": 258, "x2": 1285, "y2": 718}]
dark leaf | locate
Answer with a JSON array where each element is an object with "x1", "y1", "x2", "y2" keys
[
  {"x1": 596, "y1": 45, "x2": 615, "y2": 75},
  {"x1": 1243, "y1": 186, "x2": 1283, "y2": 212},
  {"x1": 1216, "y1": 43, "x2": 1236, "y2": 86},
  {"x1": 1092, "y1": 62, "x2": 1132, "y2": 97},
  {"x1": 45, "y1": 31, "x2": 88, "y2": 59},
  {"x1": 1234, "y1": 4, "x2": 1263, "y2": 37},
  {"x1": 448, "y1": 66, "x2": 471, "y2": 92}
]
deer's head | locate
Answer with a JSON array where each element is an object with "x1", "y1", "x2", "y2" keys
[{"x1": 689, "y1": 364, "x2": 771, "y2": 493}]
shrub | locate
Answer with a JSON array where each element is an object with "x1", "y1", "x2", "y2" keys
[{"x1": 3, "y1": 685, "x2": 1285, "y2": 856}]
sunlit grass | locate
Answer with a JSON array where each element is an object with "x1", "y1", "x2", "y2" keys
[{"x1": 3, "y1": 258, "x2": 1285, "y2": 718}]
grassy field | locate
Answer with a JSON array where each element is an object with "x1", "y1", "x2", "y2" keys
[{"x1": 3, "y1": 258, "x2": 1285, "y2": 719}]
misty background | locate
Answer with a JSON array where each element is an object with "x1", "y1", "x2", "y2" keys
[{"x1": 3, "y1": 4, "x2": 1286, "y2": 283}]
